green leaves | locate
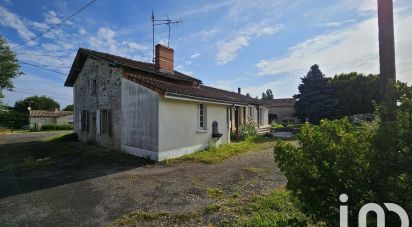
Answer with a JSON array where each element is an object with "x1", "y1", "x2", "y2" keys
[
  {"x1": 294, "y1": 64, "x2": 342, "y2": 124},
  {"x1": 274, "y1": 83, "x2": 412, "y2": 225},
  {"x1": 0, "y1": 35, "x2": 22, "y2": 99}
]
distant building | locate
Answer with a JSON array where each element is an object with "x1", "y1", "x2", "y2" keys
[
  {"x1": 29, "y1": 110, "x2": 74, "y2": 130},
  {"x1": 64, "y1": 44, "x2": 271, "y2": 161},
  {"x1": 266, "y1": 98, "x2": 296, "y2": 123}
]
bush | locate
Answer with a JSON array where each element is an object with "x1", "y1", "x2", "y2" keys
[
  {"x1": 270, "y1": 122, "x2": 284, "y2": 129},
  {"x1": 274, "y1": 118, "x2": 374, "y2": 225},
  {"x1": 40, "y1": 124, "x2": 74, "y2": 131},
  {"x1": 230, "y1": 121, "x2": 257, "y2": 141},
  {"x1": 0, "y1": 110, "x2": 28, "y2": 129},
  {"x1": 239, "y1": 121, "x2": 257, "y2": 141},
  {"x1": 274, "y1": 82, "x2": 412, "y2": 226}
]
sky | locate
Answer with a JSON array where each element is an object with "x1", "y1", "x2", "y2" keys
[{"x1": 0, "y1": 0, "x2": 411, "y2": 108}]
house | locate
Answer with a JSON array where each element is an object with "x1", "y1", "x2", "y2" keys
[
  {"x1": 266, "y1": 98, "x2": 296, "y2": 123},
  {"x1": 64, "y1": 44, "x2": 270, "y2": 161},
  {"x1": 29, "y1": 109, "x2": 74, "y2": 130}
]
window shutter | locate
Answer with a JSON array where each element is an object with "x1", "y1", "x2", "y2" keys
[
  {"x1": 96, "y1": 110, "x2": 100, "y2": 135},
  {"x1": 86, "y1": 111, "x2": 90, "y2": 132},
  {"x1": 79, "y1": 111, "x2": 82, "y2": 131},
  {"x1": 108, "y1": 110, "x2": 112, "y2": 136}
]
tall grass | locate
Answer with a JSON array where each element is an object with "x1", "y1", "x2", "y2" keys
[{"x1": 182, "y1": 136, "x2": 276, "y2": 163}]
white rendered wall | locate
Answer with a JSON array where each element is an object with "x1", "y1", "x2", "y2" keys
[{"x1": 157, "y1": 96, "x2": 230, "y2": 160}]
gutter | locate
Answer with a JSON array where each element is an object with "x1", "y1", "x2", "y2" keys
[{"x1": 164, "y1": 92, "x2": 250, "y2": 106}]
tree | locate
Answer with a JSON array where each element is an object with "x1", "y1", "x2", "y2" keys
[
  {"x1": 63, "y1": 104, "x2": 74, "y2": 111},
  {"x1": 14, "y1": 96, "x2": 60, "y2": 113},
  {"x1": 0, "y1": 35, "x2": 23, "y2": 99},
  {"x1": 294, "y1": 65, "x2": 342, "y2": 124},
  {"x1": 274, "y1": 81, "x2": 412, "y2": 226},
  {"x1": 331, "y1": 73, "x2": 379, "y2": 116},
  {"x1": 261, "y1": 89, "x2": 274, "y2": 100}
]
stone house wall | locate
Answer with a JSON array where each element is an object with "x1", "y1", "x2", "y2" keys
[{"x1": 73, "y1": 57, "x2": 122, "y2": 149}]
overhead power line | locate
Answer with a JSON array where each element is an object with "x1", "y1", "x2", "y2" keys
[
  {"x1": 8, "y1": 89, "x2": 72, "y2": 100},
  {"x1": 16, "y1": 52, "x2": 70, "y2": 57},
  {"x1": 12, "y1": 0, "x2": 97, "y2": 49},
  {"x1": 20, "y1": 61, "x2": 68, "y2": 75},
  {"x1": 13, "y1": 87, "x2": 72, "y2": 98}
]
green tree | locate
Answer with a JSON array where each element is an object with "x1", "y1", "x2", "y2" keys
[
  {"x1": 63, "y1": 104, "x2": 74, "y2": 111},
  {"x1": 275, "y1": 81, "x2": 412, "y2": 226},
  {"x1": 331, "y1": 72, "x2": 379, "y2": 116},
  {"x1": 14, "y1": 96, "x2": 60, "y2": 113},
  {"x1": 294, "y1": 64, "x2": 342, "y2": 124},
  {"x1": 261, "y1": 89, "x2": 274, "y2": 100},
  {"x1": 0, "y1": 35, "x2": 23, "y2": 99}
]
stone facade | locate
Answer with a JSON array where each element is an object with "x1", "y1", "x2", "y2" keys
[{"x1": 73, "y1": 57, "x2": 122, "y2": 149}]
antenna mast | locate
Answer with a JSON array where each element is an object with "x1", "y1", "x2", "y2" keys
[{"x1": 151, "y1": 10, "x2": 182, "y2": 63}]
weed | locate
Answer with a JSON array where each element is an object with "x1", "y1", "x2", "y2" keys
[
  {"x1": 244, "y1": 166, "x2": 262, "y2": 174},
  {"x1": 207, "y1": 187, "x2": 225, "y2": 199}
]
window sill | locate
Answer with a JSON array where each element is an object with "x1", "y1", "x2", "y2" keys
[{"x1": 196, "y1": 129, "x2": 208, "y2": 133}]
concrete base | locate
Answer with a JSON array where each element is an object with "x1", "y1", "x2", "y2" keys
[{"x1": 121, "y1": 143, "x2": 208, "y2": 161}]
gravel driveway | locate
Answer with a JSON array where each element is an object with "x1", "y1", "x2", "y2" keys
[{"x1": 0, "y1": 133, "x2": 285, "y2": 226}]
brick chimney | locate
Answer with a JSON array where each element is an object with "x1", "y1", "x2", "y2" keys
[{"x1": 155, "y1": 44, "x2": 174, "y2": 73}]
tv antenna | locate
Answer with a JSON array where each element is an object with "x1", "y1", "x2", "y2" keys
[{"x1": 151, "y1": 11, "x2": 182, "y2": 63}]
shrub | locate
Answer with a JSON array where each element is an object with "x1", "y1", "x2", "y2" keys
[
  {"x1": 40, "y1": 124, "x2": 74, "y2": 131},
  {"x1": 239, "y1": 121, "x2": 257, "y2": 141},
  {"x1": 0, "y1": 110, "x2": 28, "y2": 129},
  {"x1": 274, "y1": 82, "x2": 412, "y2": 226},
  {"x1": 274, "y1": 118, "x2": 375, "y2": 225},
  {"x1": 270, "y1": 122, "x2": 284, "y2": 129}
]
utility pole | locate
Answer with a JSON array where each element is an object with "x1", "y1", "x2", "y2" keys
[{"x1": 377, "y1": 0, "x2": 396, "y2": 121}]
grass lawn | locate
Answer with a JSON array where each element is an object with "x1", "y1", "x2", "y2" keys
[
  {"x1": 111, "y1": 187, "x2": 314, "y2": 226},
  {"x1": 178, "y1": 135, "x2": 290, "y2": 164},
  {"x1": 0, "y1": 133, "x2": 153, "y2": 172}
]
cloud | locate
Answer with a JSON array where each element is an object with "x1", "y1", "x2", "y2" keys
[
  {"x1": 242, "y1": 80, "x2": 291, "y2": 98},
  {"x1": 175, "y1": 1, "x2": 233, "y2": 18},
  {"x1": 207, "y1": 80, "x2": 233, "y2": 91},
  {"x1": 256, "y1": 14, "x2": 412, "y2": 84},
  {"x1": 216, "y1": 23, "x2": 281, "y2": 64},
  {"x1": 315, "y1": 19, "x2": 356, "y2": 28},
  {"x1": 196, "y1": 28, "x2": 219, "y2": 40},
  {"x1": 2, "y1": 73, "x2": 73, "y2": 107},
  {"x1": 175, "y1": 65, "x2": 193, "y2": 76},
  {"x1": 78, "y1": 27, "x2": 87, "y2": 35},
  {"x1": 0, "y1": 6, "x2": 36, "y2": 45},
  {"x1": 216, "y1": 36, "x2": 249, "y2": 65},
  {"x1": 88, "y1": 27, "x2": 149, "y2": 60},
  {"x1": 44, "y1": 10, "x2": 61, "y2": 24},
  {"x1": 358, "y1": 0, "x2": 376, "y2": 13},
  {"x1": 190, "y1": 52, "x2": 200, "y2": 59},
  {"x1": 31, "y1": 21, "x2": 49, "y2": 31}
]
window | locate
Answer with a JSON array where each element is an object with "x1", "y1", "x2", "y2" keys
[
  {"x1": 81, "y1": 110, "x2": 89, "y2": 132},
  {"x1": 249, "y1": 107, "x2": 253, "y2": 118},
  {"x1": 91, "y1": 79, "x2": 97, "y2": 95},
  {"x1": 198, "y1": 104, "x2": 207, "y2": 130},
  {"x1": 99, "y1": 109, "x2": 112, "y2": 135}
]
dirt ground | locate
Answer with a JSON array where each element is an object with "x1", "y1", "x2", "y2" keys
[{"x1": 0, "y1": 133, "x2": 286, "y2": 226}]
